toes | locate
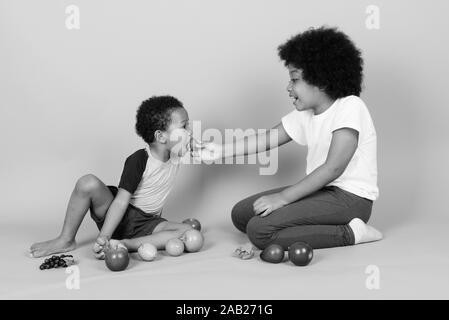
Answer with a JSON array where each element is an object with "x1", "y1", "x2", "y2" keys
[{"x1": 31, "y1": 250, "x2": 44, "y2": 258}]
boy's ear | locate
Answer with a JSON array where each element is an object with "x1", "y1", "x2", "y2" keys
[{"x1": 154, "y1": 130, "x2": 167, "y2": 143}]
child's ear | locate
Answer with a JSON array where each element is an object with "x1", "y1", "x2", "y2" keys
[
  {"x1": 154, "y1": 130, "x2": 167, "y2": 143},
  {"x1": 317, "y1": 86, "x2": 327, "y2": 94}
]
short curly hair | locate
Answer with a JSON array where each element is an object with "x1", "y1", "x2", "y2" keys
[
  {"x1": 135, "y1": 95, "x2": 184, "y2": 144},
  {"x1": 278, "y1": 27, "x2": 363, "y2": 99}
]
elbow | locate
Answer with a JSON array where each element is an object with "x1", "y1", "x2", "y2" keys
[
  {"x1": 111, "y1": 198, "x2": 130, "y2": 212},
  {"x1": 325, "y1": 163, "x2": 346, "y2": 180},
  {"x1": 115, "y1": 199, "x2": 129, "y2": 207}
]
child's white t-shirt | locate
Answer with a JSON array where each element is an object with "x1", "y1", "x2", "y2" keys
[
  {"x1": 281, "y1": 95, "x2": 379, "y2": 200},
  {"x1": 118, "y1": 146, "x2": 180, "y2": 214}
]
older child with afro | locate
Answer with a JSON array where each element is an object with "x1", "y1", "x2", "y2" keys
[{"x1": 198, "y1": 27, "x2": 383, "y2": 253}]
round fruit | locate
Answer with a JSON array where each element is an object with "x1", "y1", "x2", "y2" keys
[
  {"x1": 288, "y1": 242, "x2": 313, "y2": 266},
  {"x1": 182, "y1": 218, "x2": 202, "y2": 231},
  {"x1": 180, "y1": 229, "x2": 204, "y2": 252},
  {"x1": 105, "y1": 244, "x2": 130, "y2": 271},
  {"x1": 260, "y1": 244, "x2": 285, "y2": 263},
  {"x1": 137, "y1": 243, "x2": 158, "y2": 261},
  {"x1": 165, "y1": 238, "x2": 185, "y2": 256}
]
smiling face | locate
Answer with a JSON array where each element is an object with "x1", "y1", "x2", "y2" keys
[
  {"x1": 165, "y1": 108, "x2": 191, "y2": 157},
  {"x1": 286, "y1": 65, "x2": 324, "y2": 112}
]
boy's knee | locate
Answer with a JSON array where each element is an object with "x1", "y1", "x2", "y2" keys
[
  {"x1": 231, "y1": 200, "x2": 249, "y2": 232},
  {"x1": 76, "y1": 174, "x2": 102, "y2": 196},
  {"x1": 246, "y1": 217, "x2": 273, "y2": 250}
]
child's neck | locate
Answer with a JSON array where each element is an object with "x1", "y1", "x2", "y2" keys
[
  {"x1": 313, "y1": 95, "x2": 337, "y2": 115},
  {"x1": 148, "y1": 143, "x2": 171, "y2": 163}
]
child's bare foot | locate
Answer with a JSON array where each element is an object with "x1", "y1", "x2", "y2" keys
[
  {"x1": 29, "y1": 237, "x2": 76, "y2": 258},
  {"x1": 349, "y1": 218, "x2": 383, "y2": 245}
]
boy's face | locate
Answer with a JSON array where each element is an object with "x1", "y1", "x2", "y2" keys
[
  {"x1": 286, "y1": 65, "x2": 322, "y2": 112},
  {"x1": 165, "y1": 108, "x2": 191, "y2": 157}
]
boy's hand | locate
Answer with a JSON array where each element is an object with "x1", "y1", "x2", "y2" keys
[
  {"x1": 253, "y1": 193, "x2": 289, "y2": 217},
  {"x1": 191, "y1": 139, "x2": 223, "y2": 161},
  {"x1": 93, "y1": 236, "x2": 109, "y2": 260}
]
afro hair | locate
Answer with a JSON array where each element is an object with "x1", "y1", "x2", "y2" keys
[
  {"x1": 135, "y1": 95, "x2": 184, "y2": 144},
  {"x1": 278, "y1": 26, "x2": 364, "y2": 99}
]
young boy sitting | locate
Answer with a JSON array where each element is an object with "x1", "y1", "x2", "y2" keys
[{"x1": 30, "y1": 95, "x2": 194, "y2": 258}]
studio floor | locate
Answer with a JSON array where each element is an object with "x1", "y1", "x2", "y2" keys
[{"x1": 1, "y1": 214, "x2": 448, "y2": 300}]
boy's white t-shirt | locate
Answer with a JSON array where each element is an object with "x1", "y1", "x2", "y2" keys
[
  {"x1": 281, "y1": 95, "x2": 379, "y2": 201},
  {"x1": 118, "y1": 146, "x2": 180, "y2": 214}
]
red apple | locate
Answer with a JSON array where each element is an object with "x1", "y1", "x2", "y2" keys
[
  {"x1": 180, "y1": 229, "x2": 204, "y2": 252},
  {"x1": 105, "y1": 242, "x2": 129, "y2": 271},
  {"x1": 182, "y1": 218, "x2": 201, "y2": 231}
]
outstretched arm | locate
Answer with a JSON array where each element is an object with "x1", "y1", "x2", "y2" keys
[
  {"x1": 254, "y1": 128, "x2": 359, "y2": 216},
  {"x1": 195, "y1": 122, "x2": 292, "y2": 160},
  {"x1": 224, "y1": 122, "x2": 292, "y2": 157}
]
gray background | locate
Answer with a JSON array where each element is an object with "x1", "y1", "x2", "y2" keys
[{"x1": 1, "y1": 0, "x2": 448, "y2": 299}]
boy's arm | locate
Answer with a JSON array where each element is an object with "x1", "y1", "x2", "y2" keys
[
  {"x1": 254, "y1": 128, "x2": 358, "y2": 216},
  {"x1": 98, "y1": 188, "x2": 132, "y2": 239},
  {"x1": 224, "y1": 122, "x2": 292, "y2": 157},
  {"x1": 196, "y1": 122, "x2": 292, "y2": 160}
]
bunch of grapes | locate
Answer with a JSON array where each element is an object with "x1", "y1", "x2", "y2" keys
[{"x1": 39, "y1": 255, "x2": 73, "y2": 270}]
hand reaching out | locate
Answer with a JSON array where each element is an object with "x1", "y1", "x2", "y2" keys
[{"x1": 190, "y1": 138, "x2": 223, "y2": 162}]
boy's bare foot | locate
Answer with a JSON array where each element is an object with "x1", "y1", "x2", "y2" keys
[{"x1": 29, "y1": 237, "x2": 76, "y2": 258}]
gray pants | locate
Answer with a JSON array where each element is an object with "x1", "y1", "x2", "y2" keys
[{"x1": 231, "y1": 186, "x2": 373, "y2": 250}]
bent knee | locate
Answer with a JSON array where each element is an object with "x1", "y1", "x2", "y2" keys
[
  {"x1": 75, "y1": 174, "x2": 102, "y2": 196},
  {"x1": 231, "y1": 200, "x2": 251, "y2": 232},
  {"x1": 246, "y1": 217, "x2": 274, "y2": 250},
  {"x1": 231, "y1": 202, "x2": 242, "y2": 228}
]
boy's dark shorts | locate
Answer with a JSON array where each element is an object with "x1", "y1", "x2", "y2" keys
[{"x1": 90, "y1": 186, "x2": 167, "y2": 240}]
